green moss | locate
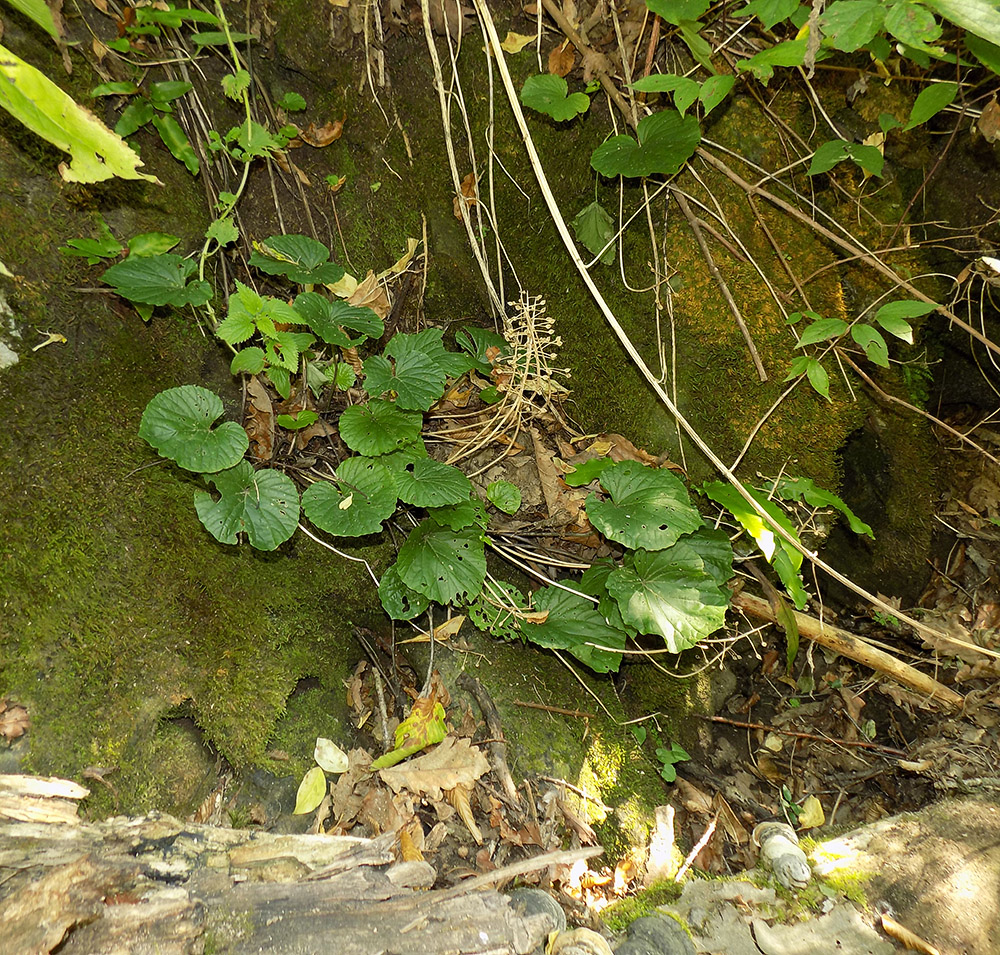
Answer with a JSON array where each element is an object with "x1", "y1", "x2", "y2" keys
[{"x1": 601, "y1": 880, "x2": 685, "y2": 934}]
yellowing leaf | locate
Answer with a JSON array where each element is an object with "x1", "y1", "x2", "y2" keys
[
  {"x1": 370, "y1": 699, "x2": 447, "y2": 769},
  {"x1": 501, "y1": 31, "x2": 534, "y2": 53},
  {"x1": 797, "y1": 794, "x2": 826, "y2": 829},
  {"x1": 434, "y1": 615, "x2": 465, "y2": 640},
  {"x1": 0, "y1": 44, "x2": 159, "y2": 184},
  {"x1": 292, "y1": 766, "x2": 327, "y2": 814}
]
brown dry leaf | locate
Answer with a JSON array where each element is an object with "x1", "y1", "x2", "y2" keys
[
  {"x1": 89, "y1": 0, "x2": 110, "y2": 11},
  {"x1": 712, "y1": 792, "x2": 749, "y2": 844},
  {"x1": 453, "y1": 171, "x2": 479, "y2": 221},
  {"x1": 379, "y1": 736, "x2": 490, "y2": 801},
  {"x1": 556, "y1": 796, "x2": 598, "y2": 845},
  {"x1": 548, "y1": 40, "x2": 576, "y2": 78},
  {"x1": 500, "y1": 30, "x2": 534, "y2": 53},
  {"x1": 0, "y1": 700, "x2": 30, "y2": 742},
  {"x1": 978, "y1": 98, "x2": 1000, "y2": 143},
  {"x1": 434, "y1": 615, "x2": 465, "y2": 641},
  {"x1": 348, "y1": 271, "x2": 391, "y2": 319},
  {"x1": 294, "y1": 417, "x2": 337, "y2": 448},
  {"x1": 880, "y1": 913, "x2": 940, "y2": 955},
  {"x1": 244, "y1": 375, "x2": 274, "y2": 461},
  {"x1": 331, "y1": 748, "x2": 375, "y2": 828},
  {"x1": 674, "y1": 776, "x2": 713, "y2": 814},
  {"x1": 299, "y1": 117, "x2": 345, "y2": 147},
  {"x1": 602, "y1": 433, "x2": 667, "y2": 467},
  {"x1": 400, "y1": 823, "x2": 424, "y2": 860},
  {"x1": 449, "y1": 783, "x2": 483, "y2": 844},
  {"x1": 359, "y1": 785, "x2": 406, "y2": 835}
]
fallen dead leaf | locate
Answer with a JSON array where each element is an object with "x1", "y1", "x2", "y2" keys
[
  {"x1": 501, "y1": 31, "x2": 534, "y2": 54},
  {"x1": 348, "y1": 271, "x2": 391, "y2": 319},
  {"x1": 299, "y1": 117, "x2": 345, "y2": 148},
  {"x1": 453, "y1": 171, "x2": 479, "y2": 220},
  {"x1": 0, "y1": 700, "x2": 29, "y2": 742},
  {"x1": 978, "y1": 98, "x2": 1000, "y2": 143},
  {"x1": 379, "y1": 736, "x2": 490, "y2": 801},
  {"x1": 449, "y1": 782, "x2": 483, "y2": 844},
  {"x1": 548, "y1": 40, "x2": 575, "y2": 77}
]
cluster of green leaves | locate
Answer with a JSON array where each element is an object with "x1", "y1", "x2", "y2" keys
[
  {"x1": 784, "y1": 299, "x2": 938, "y2": 400},
  {"x1": 105, "y1": 3, "x2": 251, "y2": 54}
]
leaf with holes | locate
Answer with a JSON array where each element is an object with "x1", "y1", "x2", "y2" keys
[
  {"x1": 194, "y1": 460, "x2": 299, "y2": 550},
  {"x1": 524, "y1": 587, "x2": 625, "y2": 672},
  {"x1": 301, "y1": 457, "x2": 397, "y2": 536},
  {"x1": 396, "y1": 521, "x2": 486, "y2": 605},
  {"x1": 139, "y1": 385, "x2": 248, "y2": 472},
  {"x1": 427, "y1": 498, "x2": 488, "y2": 530},
  {"x1": 587, "y1": 460, "x2": 703, "y2": 551},
  {"x1": 339, "y1": 400, "x2": 422, "y2": 455},
  {"x1": 379, "y1": 564, "x2": 431, "y2": 620},
  {"x1": 393, "y1": 458, "x2": 472, "y2": 507},
  {"x1": 606, "y1": 539, "x2": 731, "y2": 652},
  {"x1": 487, "y1": 480, "x2": 521, "y2": 514},
  {"x1": 249, "y1": 234, "x2": 345, "y2": 285}
]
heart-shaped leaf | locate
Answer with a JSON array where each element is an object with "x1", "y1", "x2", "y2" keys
[
  {"x1": 379, "y1": 564, "x2": 431, "y2": 620},
  {"x1": 301, "y1": 457, "x2": 398, "y2": 536},
  {"x1": 338, "y1": 400, "x2": 423, "y2": 455},
  {"x1": 591, "y1": 109, "x2": 701, "y2": 178},
  {"x1": 524, "y1": 586, "x2": 625, "y2": 672},
  {"x1": 606, "y1": 537, "x2": 731, "y2": 652},
  {"x1": 139, "y1": 385, "x2": 248, "y2": 472},
  {"x1": 520, "y1": 74, "x2": 590, "y2": 122},
  {"x1": 194, "y1": 460, "x2": 299, "y2": 550},
  {"x1": 393, "y1": 458, "x2": 472, "y2": 507},
  {"x1": 363, "y1": 350, "x2": 444, "y2": 411},
  {"x1": 249, "y1": 234, "x2": 345, "y2": 285},
  {"x1": 587, "y1": 460, "x2": 703, "y2": 550},
  {"x1": 396, "y1": 521, "x2": 486, "y2": 605}
]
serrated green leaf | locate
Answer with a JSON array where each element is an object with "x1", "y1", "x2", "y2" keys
[
  {"x1": 796, "y1": 317, "x2": 848, "y2": 346},
  {"x1": 363, "y1": 351, "x2": 444, "y2": 411},
  {"x1": 525, "y1": 587, "x2": 625, "y2": 672},
  {"x1": 222, "y1": 69, "x2": 251, "y2": 101},
  {"x1": 591, "y1": 109, "x2": 701, "y2": 178},
  {"x1": 293, "y1": 291, "x2": 383, "y2": 344},
  {"x1": 379, "y1": 564, "x2": 431, "y2": 620},
  {"x1": 393, "y1": 328, "x2": 475, "y2": 380},
  {"x1": 266, "y1": 365, "x2": 291, "y2": 400},
  {"x1": 520, "y1": 74, "x2": 590, "y2": 122},
  {"x1": 339, "y1": 400, "x2": 423, "y2": 455},
  {"x1": 230, "y1": 347, "x2": 266, "y2": 375},
  {"x1": 194, "y1": 460, "x2": 299, "y2": 549},
  {"x1": 278, "y1": 91, "x2": 307, "y2": 111},
  {"x1": 266, "y1": 329, "x2": 313, "y2": 373},
  {"x1": 301, "y1": 457, "x2": 397, "y2": 536},
  {"x1": 587, "y1": 460, "x2": 703, "y2": 550},
  {"x1": 572, "y1": 201, "x2": 615, "y2": 266},
  {"x1": 768, "y1": 475, "x2": 874, "y2": 538},
  {"x1": 606, "y1": 541, "x2": 730, "y2": 653},
  {"x1": 904, "y1": 81, "x2": 957, "y2": 130},
  {"x1": 249, "y1": 234, "x2": 345, "y2": 285},
  {"x1": 456, "y1": 325, "x2": 509, "y2": 375},
  {"x1": 487, "y1": 480, "x2": 521, "y2": 514},
  {"x1": 206, "y1": 217, "x2": 239, "y2": 247},
  {"x1": 292, "y1": 766, "x2": 327, "y2": 814},
  {"x1": 850, "y1": 323, "x2": 889, "y2": 366},
  {"x1": 396, "y1": 521, "x2": 486, "y2": 604},
  {"x1": 394, "y1": 458, "x2": 473, "y2": 507},
  {"x1": 139, "y1": 385, "x2": 249, "y2": 472},
  {"x1": 103, "y1": 253, "x2": 212, "y2": 307}
]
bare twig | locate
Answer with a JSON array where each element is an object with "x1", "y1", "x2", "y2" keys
[{"x1": 700, "y1": 715, "x2": 908, "y2": 756}]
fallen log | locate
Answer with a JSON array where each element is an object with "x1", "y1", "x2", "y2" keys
[{"x1": 0, "y1": 774, "x2": 592, "y2": 955}]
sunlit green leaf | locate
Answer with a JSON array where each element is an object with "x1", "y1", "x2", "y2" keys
[
  {"x1": 396, "y1": 521, "x2": 486, "y2": 604},
  {"x1": 301, "y1": 457, "x2": 398, "y2": 536},
  {"x1": 292, "y1": 766, "x2": 327, "y2": 814},
  {"x1": 850, "y1": 323, "x2": 889, "y2": 366},
  {"x1": 526, "y1": 586, "x2": 625, "y2": 672},
  {"x1": 796, "y1": 317, "x2": 848, "y2": 346},
  {"x1": 904, "y1": 81, "x2": 957, "y2": 130}
]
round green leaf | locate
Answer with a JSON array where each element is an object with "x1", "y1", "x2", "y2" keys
[
  {"x1": 294, "y1": 292, "x2": 385, "y2": 346},
  {"x1": 607, "y1": 546, "x2": 729, "y2": 653},
  {"x1": 378, "y1": 564, "x2": 431, "y2": 620},
  {"x1": 590, "y1": 109, "x2": 701, "y2": 179},
  {"x1": 139, "y1": 385, "x2": 248, "y2": 472},
  {"x1": 526, "y1": 587, "x2": 625, "y2": 673},
  {"x1": 230, "y1": 347, "x2": 266, "y2": 375},
  {"x1": 363, "y1": 350, "x2": 444, "y2": 411},
  {"x1": 393, "y1": 458, "x2": 472, "y2": 507},
  {"x1": 338, "y1": 400, "x2": 422, "y2": 455},
  {"x1": 427, "y1": 498, "x2": 488, "y2": 530},
  {"x1": 486, "y1": 479, "x2": 521, "y2": 514},
  {"x1": 520, "y1": 74, "x2": 590, "y2": 122},
  {"x1": 301, "y1": 457, "x2": 397, "y2": 536},
  {"x1": 587, "y1": 460, "x2": 703, "y2": 551},
  {"x1": 194, "y1": 460, "x2": 299, "y2": 550},
  {"x1": 396, "y1": 521, "x2": 486, "y2": 605}
]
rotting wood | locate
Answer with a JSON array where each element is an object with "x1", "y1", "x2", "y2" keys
[
  {"x1": 732, "y1": 591, "x2": 965, "y2": 709},
  {"x1": 0, "y1": 776, "x2": 593, "y2": 955}
]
